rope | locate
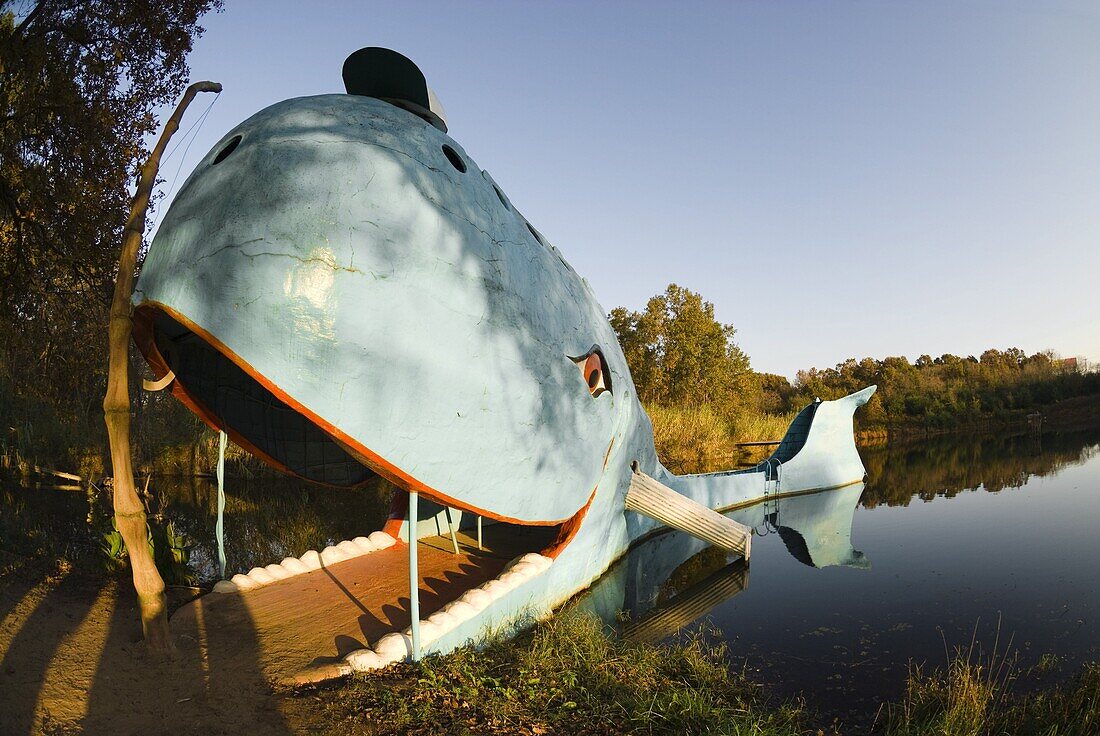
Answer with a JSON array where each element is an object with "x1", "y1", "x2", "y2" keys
[
  {"x1": 161, "y1": 92, "x2": 220, "y2": 207},
  {"x1": 216, "y1": 429, "x2": 228, "y2": 579},
  {"x1": 146, "y1": 92, "x2": 221, "y2": 236}
]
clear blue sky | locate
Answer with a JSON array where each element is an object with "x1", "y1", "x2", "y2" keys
[{"x1": 152, "y1": 1, "x2": 1100, "y2": 378}]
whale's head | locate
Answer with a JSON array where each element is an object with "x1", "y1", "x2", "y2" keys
[{"x1": 134, "y1": 49, "x2": 649, "y2": 539}]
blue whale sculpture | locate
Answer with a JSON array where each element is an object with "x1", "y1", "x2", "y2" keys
[{"x1": 135, "y1": 48, "x2": 874, "y2": 680}]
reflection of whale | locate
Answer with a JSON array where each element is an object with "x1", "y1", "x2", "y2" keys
[
  {"x1": 573, "y1": 484, "x2": 868, "y2": 642},
  {"x1": 622, "y1": 561, "x2": 749, "y2": 645},
  {"x1": 757, "y1": 483, "x2": 869, "y2": 570}
]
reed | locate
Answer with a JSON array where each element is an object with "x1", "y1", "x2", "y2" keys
[{"x1": 646, "y1": 403, "x2": 798, "y2": 474}]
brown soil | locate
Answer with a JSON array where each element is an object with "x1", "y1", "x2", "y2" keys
[{"x1": 0, "y1": 526, "x2": 551, "y2": 735}]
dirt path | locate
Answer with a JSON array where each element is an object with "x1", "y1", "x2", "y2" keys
[
  {"x1": 0, "y1": 529, "x2": 541, "y2": 735},
  {"x1": 1, "y1": 557, "x2": 291, "y2": 735}
]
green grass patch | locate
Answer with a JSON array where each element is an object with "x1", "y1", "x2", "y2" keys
[{"x1": 306, "y1": 613, "x2": 810, "y2": 735}]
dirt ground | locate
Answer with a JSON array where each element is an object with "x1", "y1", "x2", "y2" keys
[
  {"x1": 0, "y1": 530, "x2": 539, "y2": 736},
  {"x1": 1, "y1": 555, "x2": 302, "y2": 734}
]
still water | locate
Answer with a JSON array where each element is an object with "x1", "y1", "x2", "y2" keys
[
  {"x1": 586, "y1": 427, "x2": 1100, "y2": 721},
  {"x1": 2, "y1": 427, "x2": 1099, "y2": 719}
]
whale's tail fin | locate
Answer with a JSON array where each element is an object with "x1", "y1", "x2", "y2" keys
[
  {"x1": 639, "y1": 385, "x2": 877, "y2": 544},
  {"x1": 765, "y1": 385, "x2": 876, "y2": 492}
]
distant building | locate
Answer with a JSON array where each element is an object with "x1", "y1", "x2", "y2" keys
[{"x1": 1061, "y1": 356, "x2": 1090, "y2": 373}]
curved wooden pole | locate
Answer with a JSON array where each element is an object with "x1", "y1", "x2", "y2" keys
[{"x1": 104, "y1": 80, "x2": 221, "y2": 652}]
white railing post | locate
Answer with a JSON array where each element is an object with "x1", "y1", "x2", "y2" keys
[{"x1": 408, "y1": 491, "x2": 421, "y2": 660}]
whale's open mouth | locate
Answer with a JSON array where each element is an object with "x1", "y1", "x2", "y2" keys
[{"x1": 135, "y1": 303, "x2": 593, "y2": 675}]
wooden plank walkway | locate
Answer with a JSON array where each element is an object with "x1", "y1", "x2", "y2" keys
[{"x1": 171, "y1": 527, "x2": 551, "y2": 683}]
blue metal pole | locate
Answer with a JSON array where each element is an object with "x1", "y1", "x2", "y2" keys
[
  {"x1": 408, "y1": 491, "x2": 421, "y2": 661},
  {"x1": 444, "y1": 507, "x2": 460, "y2": 554}
]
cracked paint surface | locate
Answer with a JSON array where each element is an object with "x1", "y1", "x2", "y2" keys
[{"x1": 135, "y1": 94, "x2": 627, "y2": 523}]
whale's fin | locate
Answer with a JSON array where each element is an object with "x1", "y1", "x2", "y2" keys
[
  {"x1": 634, "y1": 386, "x2": 877, "y2": 542},
  {"x1": 767, "y1": 384, "x2": 876, "y2": 477}
]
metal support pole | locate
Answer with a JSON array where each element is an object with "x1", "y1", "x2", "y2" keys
[
  {"x1": 477, "y1": 515, "x2": 483, "y2": 550},
  {"x1": 215, "y1": 430, "x2": 228, "y2": 579},
  {"x1": 408, "y1": 491, "x2": 421, "y2": 661},
  {"x1": 444, "y1": 507, "x2": 460, "y2": 555}
]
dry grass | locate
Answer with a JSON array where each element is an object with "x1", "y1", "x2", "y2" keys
[
  {"x1": 882, "y1": 622, "x2": 1100, "y2": 736},
  {"x1": 646, "y1": 404, "x2": 799, "y2": 474}
]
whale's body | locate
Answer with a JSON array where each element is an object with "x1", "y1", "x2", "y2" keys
[{"x1": 136, "y1": 57, "x2": 874, "y2": 678}]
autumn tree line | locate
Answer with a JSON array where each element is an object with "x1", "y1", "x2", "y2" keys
[
  {"x1": 1, "y1": 3, "x2": 1096, "y2": 475},
  {"x1": 1, "y1": 1, "x2": 222, "y2": 474},
  {"x1": 610, "y1": 284, "x2": 1100, "y2": 471}
]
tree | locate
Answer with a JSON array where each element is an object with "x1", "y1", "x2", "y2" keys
[
  {"x1": 105, "y1": 80, "x2": 221, "y2": 652},
  {"x1": 0, "y1": 0, "x2": 221, "y2": 428},
  {"x1": 2, "y1": 0, "x2": 222, "y2": 651},
  {"x1": 610, "y1": 284, "x2": 751, "y2": 409}
]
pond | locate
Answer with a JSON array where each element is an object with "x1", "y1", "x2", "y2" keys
[
  {"x1": 2, "y1": 425, "x2": 1098, "y2": 723},
  {"x1": 582, "y1": 426, "x2": 1100, "y2": 724}
]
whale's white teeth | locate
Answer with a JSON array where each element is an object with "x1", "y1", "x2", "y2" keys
[
  {"x1": 337, "y1": 552, "x2": 555, "y2": 673},
  {"x1": 265, "y1": 563, "x2": 293, "y2": 581},
  {"x1": 299, "y1": 550, "x2": 323, "y2": 571},
  {"x1": 373, "y1": 632, "x2": 410, "y2": 660},
  {"x1": 212, "y1": 578, "x2": 241, "y2": 593},
  {"x1": 211, "y1": 531, "x2": 398, "y2": 593},
  {"x1": 320, "y1": 546, "x2": 350, "y2": 565},
  {"x1": 217, "y1": 533, "x2": 553, "y2": 682},
  {"x1": 281, "y1": 557, "x2": 309, "y2": 574}
]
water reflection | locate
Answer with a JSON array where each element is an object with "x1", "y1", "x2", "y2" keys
[
  {"x1": 574, "y1": 481, "x2": 869, "y2": 639},
  {"x1": 0, "y1": 474, "x2": 391, "y2": 586},
  {"x1": 859, "y1": 425, "x2": 1100, "y2": 507},
  {"x1": 618, "y1": 425, "x2": 1100, "y2": 723},
  {"x1": 2, "y1": 425, "x2": 1099, "y2": 724}
]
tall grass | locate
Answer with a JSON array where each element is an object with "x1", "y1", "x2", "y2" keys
[
  {"x1": 646, "y1": 404, "x2": 798, "y2": 474},
  {"x1": 882, "y1": 622, "x2": 1100, "y2": 736},
  {"x1": 884, "y1": 659, "x2": 1100, "y2": 736}
]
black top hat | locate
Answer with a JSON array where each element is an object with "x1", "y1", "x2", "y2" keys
[{"x1": 342, "y1": 47, "x2": 448, "y2": 132}]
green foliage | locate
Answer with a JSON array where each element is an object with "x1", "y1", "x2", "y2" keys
[
  {"x1": 0, "y1": 0, "x2": 222, "y2": 461},
  {"x1": 794, "y1": 350, "x2": 1100, "y2": 431},
  {"x1": 99, "y1": 517, "x2": 127, "y2": 572},
  {"x1": 98, "y1": 513, "x2": 194, "y2": 585},
  {"x1": 610, "y1": 284, "x2": 751, "y2": 410},
  {"x1": 612, "y1": 286, "x2": 1100, "y2": 452}
]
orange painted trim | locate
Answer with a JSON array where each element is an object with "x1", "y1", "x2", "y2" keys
[
  {"x1": 542, "y1": 485, "x2": 596, "y2": 559},
  {"x1": 132, "y1": 300, "x2": 588, "y2": 527},
  {"x1": 133, "y1": 307, "x2": 361, "y2": 490},
  {"x1": 382, "y1": 491, "x2": 409, "y2": 540}
]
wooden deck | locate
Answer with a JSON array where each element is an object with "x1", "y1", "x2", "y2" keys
[{"x1": 171, "y1": 526, "x2": 555, "y2": 683}]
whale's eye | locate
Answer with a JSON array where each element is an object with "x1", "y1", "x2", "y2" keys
[{"x1": 571, "y1": 347, "x2": 612, "y2": 398}]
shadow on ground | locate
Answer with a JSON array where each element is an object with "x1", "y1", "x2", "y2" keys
[{"x1": 0, "y1": 557, "x2": 292, "y2": 735}]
